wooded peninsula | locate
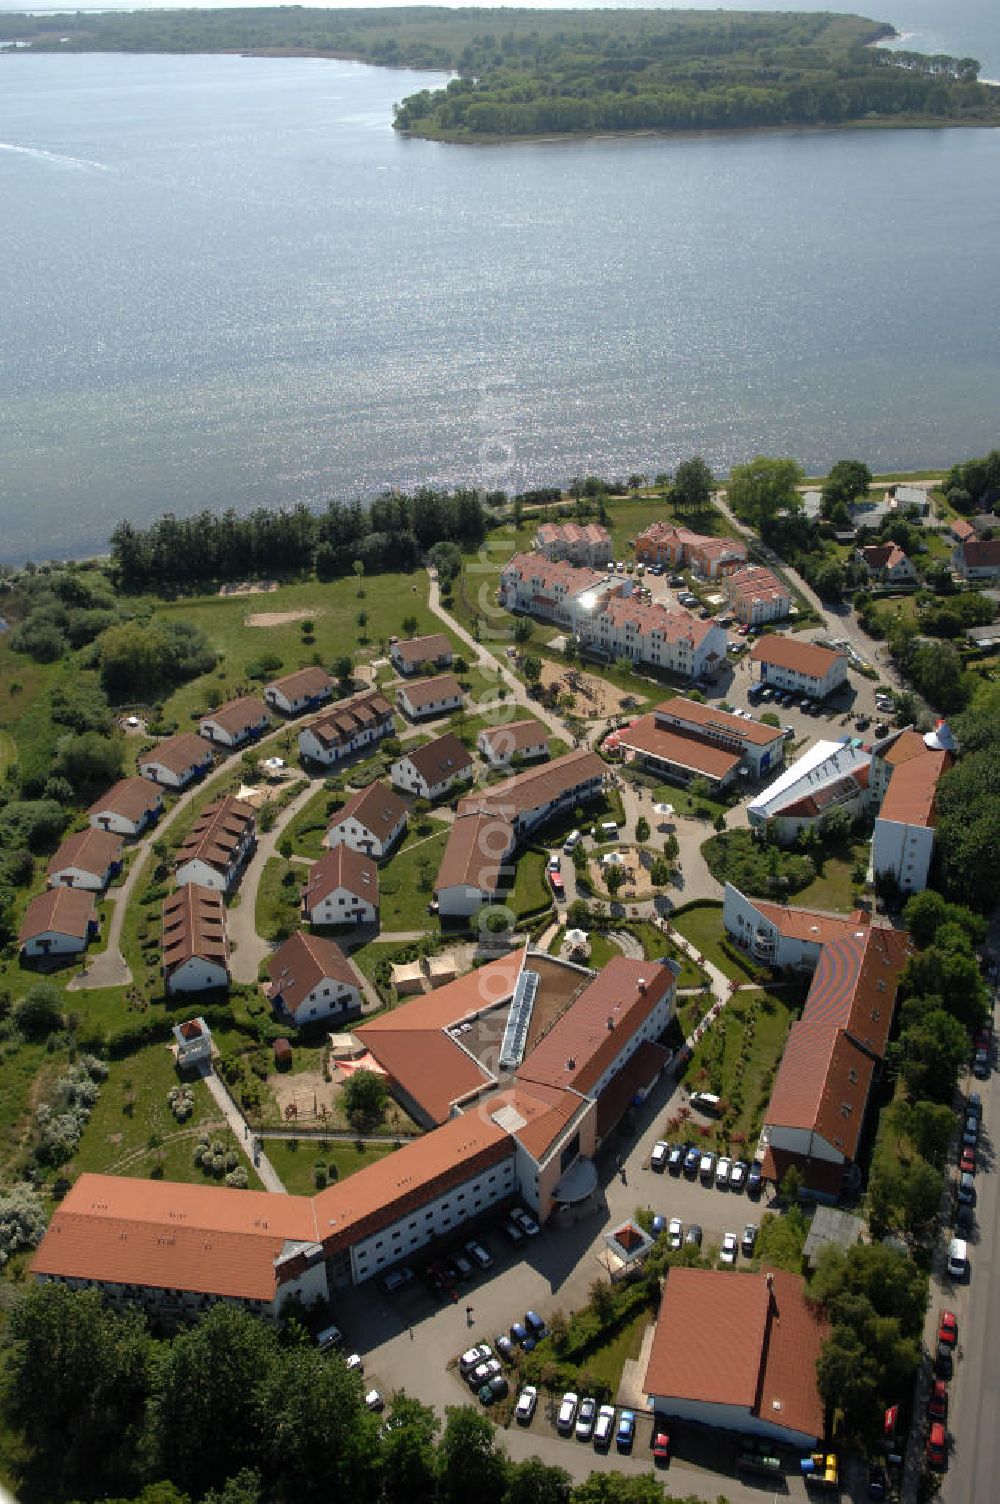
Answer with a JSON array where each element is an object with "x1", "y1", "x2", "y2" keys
[{"x1": 4, "y1": 7, "x2": 999, "y2": 141}]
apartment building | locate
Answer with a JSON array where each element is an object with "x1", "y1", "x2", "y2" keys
[
  {"x1": 324, "y1": 781, "x2": 408, "y2": 861},
  {"x1": 174, "y1": 796, "x2": 256, "y2": 892},
  {"x1": 297, "y1": 691, "x2": 395, "y2": 767},
  {"x1": 749, "y1": 636, "x2": 848, "y2": 700},
  {"x1": 635, "y1": 522, "x2": 746, "y2": 578},
  {"x1": 617, "y1": 696, "x2": 785, "y2": 789},
  {"x1": 162, "y1": 885, "x2": 230, "y2": 995},
  {"x1": 723, "y1": 565, "x2": 792, "y2": 626},
  {"x1": 532, "y1": 521, "x2": 613, "y2": 567}
]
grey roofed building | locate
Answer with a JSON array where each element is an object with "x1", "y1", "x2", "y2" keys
[{"x1": 802, "y1": 1205, "x2": 864, "y2": 1269}]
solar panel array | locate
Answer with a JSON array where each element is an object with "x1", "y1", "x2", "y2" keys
[{"x1": 500, "y1": 969, "x2": 539, "y2": 1071}]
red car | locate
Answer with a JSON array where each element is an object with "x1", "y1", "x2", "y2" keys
[
  {"x1": 549, "y1": 872, "x2": 564, "y2": 898},
  {"x1": 926, "y1": 1421, "x2": 947, "y2": 1470},
  {"x1": 927, "y1": 1379, "x2": 948, "y2": 1421},
  {"x1": 960, "y1": 1146, "x2": 976, "y2": 1175},
  {"x1": 652, "y1": 1430, "x2": 671, "y2": 1467},
  {"x1": 938, "y1": 1311, "x2": 958, "y2": 1347}
]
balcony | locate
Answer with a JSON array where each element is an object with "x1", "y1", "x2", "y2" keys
[{"x1": 751, "y1": 929, "x2": 777, "y2": 961}]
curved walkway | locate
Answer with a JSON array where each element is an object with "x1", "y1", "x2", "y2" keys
[{"x1": 228, "y1": 778, "x2": 318, "y2": 983}]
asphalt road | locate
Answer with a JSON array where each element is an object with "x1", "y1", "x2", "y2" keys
[{"x1": 940, "y1": 1038, "x2": 999, "y2": 1504}]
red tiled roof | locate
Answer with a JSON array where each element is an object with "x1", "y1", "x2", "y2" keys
[
  {"x1": 265, "y1": 931, "x2": 360, "y2": 1016},
  {"x1": 435, "y1": 811, "x2": 514, "y2": 895},
  {"x1": 398, "y1": 674, "x2": 463, "y2": 711},
  {"x1": 643, "y1": 1266, "x2": 827, "y2": 1442},
  {"x1": 303, "y1": 846, "x2": 378, "y2": 908},
  {"x1": 879, "y1": 746, "x2": 951, "y2": 828},
  {"x1": 400, "y1": 732, "x2": 473, "y2": 785},
  {"x1": 137, "y1": 732, "x2": 211, "y2": 779},
  {"x1": 47, "y1": 827, "x2": 123, "y2": 881},
  {"x1": 750, "y1": 636, "x2": 846, "y2": 679},
  {"x1": 265, "y1": 666, "x2": 332, "y2": 701},
  {"x1": 19, "y1": 887, "x2": 96, "y2": 944},
  {"x1": 742, "y1": 896, "x2": 866, "y2": 947},
  {"x1": 329, "y1": 782, "x2": 408, "y2": 846},
  {"x1": 961, "y1": 538, "x2": 1000, "y2": 569},
  {"x1": 459, "y1": 748, "x2": 604, "y2": 821},
  {"x1": 517, "y1": 957, "x2": 675, "y2": 1097},
  {"x1": 725, "y1": 564, "x2": 790, "y2": 606},
  {"x1": 595, "y1": 594, "x2": 718, "y2": 649},
  {"x1": 32, "y1": 1173, "x2": 320, "y2": 1302},
  {"x1": 88, "y1": 777, "x2": 162, "y2": 825},
  {"x1": 616, "y1": 714, "x2": 741, "y2": 780},
  {"x1": 500, "y1": 552, "x2": 607, "y2": 598},
  {"x1": 478, "y1": 719, "x2": 549, "y2": 756},
  {"x1": 201, "y1": 695, "x2": 269, "y2": 737},
  {"x1": 658, "y1": 695, "x2": 784, "y2": 747},
  {"x1": 392, "y1": 633, "x2": 453, "y2": 666},
  {"x1": 305, "y1": 690, "x2": 394, "y2": 749},
  {"x1": 162, "y1": 885, "x2": 228, "y2": 972},
  {"x1": 176, "y1": 796, "x2": 254, "y2": 875},
  {"x1": 860, "y1": 542, "x2": 908, "y2": 572}
]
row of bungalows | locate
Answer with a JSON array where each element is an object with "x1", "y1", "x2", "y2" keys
[
  {"x1": 722, "y1": 565, "x2": 792, "y2": 626},
  {"x1": 388, "y1": 632, "x2": 454, "y2": 677},
  {"x1": 433, "y1": 749, "x2": 606, "y2": 918},
  {"x1": 88, "y1": 778, "x2": 163, "y2": 838},
  {"x1": 532, "y1": 520, "x2": 613, "y2": 567},
  {"x1": 476, "y1": 718, "x2": 549, "y2": 769},
  {"x1": 174, "y1": 796, "x2": 256, "y2": 893},
  {"x1": 615, "y1": 695, "x2": 786, "y2": 791},
  {"x1": 162, "y1": 884, "x2": 229, "y2": 995},
  {"x1": 19, "y1": 887, "x2": 98, "y2": 960},
  {"x1": 198, "y1": 695, "x2": 271, "y2": 749},
  {"x1": 390, "y1": 733, "x2": 473, "y2": 802},
  {"x1": 47, "y1": 827, "x2": 123, "y2": 892},
  {"x1": 722, "y1": 884, "x2": 911, "y2": 1199},
  {"x1": 749, "y1": 636, "x2": 849, "y2": 701},
  {"x1": 634, "y1": 522, "x2": 747, "y2": 578},
  {"x1": 395, "y1": 673, "x2": 464, "y2": 722},
  {"x1": 30, "y1": 954, "x2": 680, "y2": 1311},
  {"x1": 138, "y1": 732, "x2": 214, "y2": 791},
  {"x1": 298, "y1": 690, "x2": 395, "y2": 767}
]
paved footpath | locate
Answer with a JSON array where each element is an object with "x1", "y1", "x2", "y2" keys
[
  {"x1": 228, "y1": 777, "x2": 318, "y2": 983},
  {"x1": 198, "y1": 1065, "x2": 286, "y2": 1193}
]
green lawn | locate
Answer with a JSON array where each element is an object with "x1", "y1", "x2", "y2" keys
[
  {"x1": 152, "y1": 573, "x2": 456, "y2": 728},
  {"x1": 669, "y1": 901, "x2": 767, "y2": 981},
  {"x1": 380, "y1": 829, "x2": 449, "y2": 929},
  {"x1": 0, "y1": 729, "x2": 16, "y2": 779},
  {"x1": 263, "y1": 1137, "x2": 399, "y2": 1197},
  {"x1": 284, "y1": 784, "x2": 344, "y2": 859},
  {"x1": 680, "y1": 987, "x2": 795, "y2": 1154},
  {"x1": 796, "y1": 842, "x2": 869, "y2": 913},
  {"x1": 70, "y1": 1041, "x2": 261, "y2": 1187},
  {"x1": 586, "y1": 932, "x2": 622, "y2": 968},
  {"x1": 256, "y1": 856, "x2": 301, "y2": 947},
  {"x1": 624, "y1": 920, "x2": 708, "y2": 988},
  {"x1": 508, "y1": 847, "x2": 552, "y2": 919},
  {"x1": 585, "y1": 1306, "x2": 651, "y2": 1393}
]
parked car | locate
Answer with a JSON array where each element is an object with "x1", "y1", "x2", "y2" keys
[
  {"x1": 974, "y1": 1048, "x2": 990, "y2": 1079},
  {"x1": 593, "y1": 1404, "x2": 616, "y2": 1449},
  {"x1": 315, "y1": 1324, "x2": 343, "y2": 1352},
  {"x1": 381, "y1": 1266, "x2": 414, "y2": 1294},
  {"x1": 690, "y1": 1091, "x2": 722, "y2": 1115},
  {"x1": 511, "y1": 1207, "x2": 540, "y2": 1237},
  {"x1": 547, "y1": 852, "x2": 561, "y2": 873},
  {"x1": 525, "y1": 1310, "x2": 546, "y2": 1337},
  {"x1": 747, "y1": 1161, "x2": 763, "y2": 1197},
  {"x1": 667, "y1": 1217, "x2": 683, "y2": 1250},
  {"x1": 867, "y1": 1463, "x2": 888, "y2": 1499},
  {"x1": 938, "y1": 1310, "x2": 958, "y2": 1347},
  {"x1": 557, "y1": 1393, "x2": 579, "y2": 1433},
  {"x1": 954, "y1": 1202, "x2": 974, "y2": 1236},
  {"x1": 968, "y1": 1091, "x2": 983, "y2": 1117},
  {"x1": 683, "y1": 1146, "x2": 701, "y2": 1178},
  {"x1": 510, "y1": 1321, "x2": 529, "y2": 1346},
  {"x1": 549, "y1": 871, "x2": 565, "y2": 898},
  {"x1": 716, "y1": 1156, "x2": 732, "y2": 1190},
  {"x1": 459, "y1": 1343, "x2": 493, "y2": 1376},
  {"x1": 957, "y1": 1172, "x2": 976, "y2": 1205},
  {"x1": 927, "y1": 1379, "x2": 948, "y2": 1422},
  {"x1": 452, "y1": 1253, "x2": 473, "y2": 1281},
  {"x1": 345, "y1": 1353, "x2": 363, "y2": 1374},
  {"x1": 720, "y1": 1232, "x2": 738, "y2": 1265},
  {"x1": 926, "y1": 1421, "x2": 947, "y2": 1470},
  {"x1": 960, "y1": 1146, "x2": 976, "y2": 1175},
  {"x1": 480, "y1": 1376, "x2": 508, "y2": 1405},
  {"x1": 365, "y1": 1389, "x2": 385, "y2": 1412},
  {"x1": 685, "y1": 1224, "x2": 703, "y2": 1248},
  {"x1": 963, "y1": 1113, "x2": 979, "y2": 1147},
  {"x1": 652, "y1": 1429, "x2": 671, "y2": 1466},
  {"x1": 563, "y1": 829, "x2": 582, "y2": 853},
  {"x1": 651, "y1": 1140, "x2": 670, "y2": 1172},
  {"x1": 742, "y1": 1223, "x2": 759, "y2": 1257},
  {"x1": 465, "y1": 1239, "x2": 492, "y2": 1270},
  {"x1": 514, "y1": 1385, "x2": 538, "y2": 1424},
  {"x1": 504, "y1": 1220, "x2": 525, "y2": 1244},
  {"x1": 616, "y1": 1409, "x2": 636, "y2": 1452},
  {"x1": 699, "y1": 1151, "x2": 716, "y2": 1185},
  {"x1": 575, "y1": 1398, "x2": 597, "y2": 1441},
  {"x1": 667, "y1": 1143, "x2": 685, "y2": 1174},
  {"x1": 469, "y1": 1358, "x2": 502, "y2": 1390},
  {"x1": 730, "y1": 1159, "x2": 748, "y2": 1192},
  {"x1": 495, "y1": 1334, "x2": 514, "y2": 1361}
]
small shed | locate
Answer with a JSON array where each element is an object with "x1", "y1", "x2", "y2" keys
[
  {"x1": 273, "y1": 1037, "x2": 293, "y2": 1070},
  {"x1": 426, "y1": 952, "x2": 458, "y2": 987},
  {"x1": 328, "y1": 1031, "x2": 364, "y2": 1060},
  {"x1": 391, "y1": 959, "x2": 425, "y2": 995}
]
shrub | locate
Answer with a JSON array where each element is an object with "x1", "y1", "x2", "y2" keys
[{"x1": 0, "y1": 1184, "x2": 47, "y2": 1266}]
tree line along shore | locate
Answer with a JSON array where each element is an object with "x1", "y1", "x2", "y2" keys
[{"x1": 3, "y1": 7, "x2": 998, "y2": 140}]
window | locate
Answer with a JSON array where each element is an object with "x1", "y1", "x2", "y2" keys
[
  {"x1": 849, "y1": 1069, "x2": 859, "y2": 1084},
  {"x1": 840, "y1": 1103, "x2": 853, "y2": 1118}
]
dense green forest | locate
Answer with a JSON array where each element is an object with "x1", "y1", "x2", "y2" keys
[{"x1": 3, "y1": 8, "x2": 998, "y2": 139}]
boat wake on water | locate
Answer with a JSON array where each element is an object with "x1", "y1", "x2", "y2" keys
[{"x1": 0, "y1": 140, "x2": 109, "y2": 170}]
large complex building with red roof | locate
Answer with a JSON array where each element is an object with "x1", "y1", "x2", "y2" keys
[
  {"x1": 750, "y1": 635, "x2": 848, "y2": 700},
  {"x1": 31, "y1": 949, "x2": 678, "y2": 1314},
  {"x1": 869, "y1": 726, "x2": 954, "y2": 894},
  {"x1": 616, "y1": 695, "x2": 785, "y2": 789},
  {"x1": 635, "y1": 522, "x2": 746, "y2": 579},
  {"x1": 532, "y1": 521, "x2": 613, "y2": 567},
  {"x1": 643, "y1": 1267, "x2": 827, "y2": 1448},
  {"x1": 723, "y1": 883, "x2": 911, "y2": 1197}
]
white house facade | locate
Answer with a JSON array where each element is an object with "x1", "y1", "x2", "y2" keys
[
  {"x1": 138, "y1": 733, "x2": 213, "y2": 790},
  {"x1": 298, "y1": 691, "x2": 395, "y2": 767},
  {"x1": 390, "y1": 734, "x2": 473, "y2": 802}
]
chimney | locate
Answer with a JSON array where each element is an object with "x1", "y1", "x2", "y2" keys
[
  {"x1": 566, "y1": 1057, "x2": 576, "y2": 1071},
  {"x1": 637, "y1": 977, "x2": 647, "y2": 993},
  {"x1": 607, "y1": 1015, "x2": 615, "y2": 1031}
]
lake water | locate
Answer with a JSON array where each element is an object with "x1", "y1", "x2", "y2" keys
[{"x1": 1, "y1": 10, "x2": 999, "y2": 561}]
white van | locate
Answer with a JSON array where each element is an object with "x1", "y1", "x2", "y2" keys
[
  {"x1": 563, "y1": 829, "x2": 582, "y2": 854},
  {"x1": 599, "y1": 820, "x2": 619, "y2": 839},
  {"x1": 947, "y1": 1238, "x2": 968, "y2": 1280},
  {"x1": 689, "y1": 1091, "x2": 722, "y2": 1116}
]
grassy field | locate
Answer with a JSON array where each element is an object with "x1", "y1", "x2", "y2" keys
[
  {"x1": 669, "y1": 902, "x2": 767, "y2": 982},
  {"x1": 263, "y1": 1137, "x2": 398, "y2": 1197},
  {"x1": 585, "y1": 1306, "x2": 650, "y2": 1393},
  {"x1": 586, "y1": 931, "x2": 622, "y2": 969},
  {"x1": 508, "y1": 847, "x2": 552, "y2": 920},
  {"x1": 152, "y1": 574, "x2": 457, "y2": 727},
  {"x1": 797, "y1": 842, "x2": 868, "y2": 913},
  {"x1": 256, "y1": 856, "x2": 301, "y2": 947},
  {"x1": 681, "y1": 987, "x2": 796, "y2": 1153},
  {"x1": 380, "y1": 828, "x2": 449, "y2": 930}
]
